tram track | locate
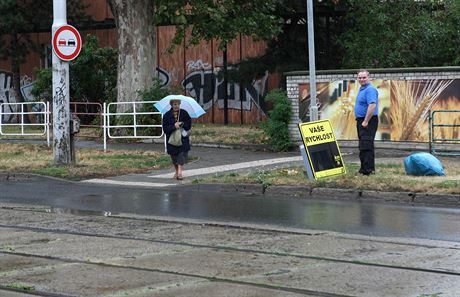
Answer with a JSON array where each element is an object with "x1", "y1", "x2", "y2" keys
[
  {"x1": 0, "y1": 206, "x2": 459, "y2": 296},
  {"x1": 0, "y1": 250, "x2": 355, "y2": 297},
  {"x1": 0, "y1": 220, "x2": 459, "y2": 277},
  {"x1": 0, "y1": 285, "x2": 77, "y2": 297},
  {"x1": 2, "y1": 205, "x2": 460, "y2": 250}
]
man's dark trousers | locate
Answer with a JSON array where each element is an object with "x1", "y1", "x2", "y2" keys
[{"x1": 356, "y1": 116, "x2": 378, "y2": 175}]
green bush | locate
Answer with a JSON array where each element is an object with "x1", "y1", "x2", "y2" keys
[
  {"x1": 70, "y1": 34, "x2": 117, "y2": 104},
  {"x1": 32, "y1": 34, "x2": 117, "y2": 126},
  {"x1": 30, "y1": 68, "x2": 52, "y2": 102},
  {"x1": 32, "y1": 34, "x2": 117, "y2": 105},
  {"x1": 261, "y1": 89, "x2": 292, "y2": 151}
]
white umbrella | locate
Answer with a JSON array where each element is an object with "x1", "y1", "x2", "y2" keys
[{"x1": 154, "y1": 95, "x2": 205, "y2": 118}]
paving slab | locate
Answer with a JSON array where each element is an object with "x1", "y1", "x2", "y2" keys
[
  {"x1": 150, "y1": 282, "x2": 314, "y2": 297},
  {"x1": 0, "y1": 254, "x2": 62, "y2": 275},
  {"x1": 0, "y1": 290, "x2": 35, "y2": 297},
  {"x1": 242, "y1": 263, "x2": 460, "y2": 297},
  {"x1": 0, "y1": 261, "x2": 199, "y2": 297}
]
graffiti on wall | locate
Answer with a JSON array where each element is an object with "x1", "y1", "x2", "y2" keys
[
  {"x1": 0, "y1": 70, "x2": 18, "y2": 122},
  {"x1": 181, "y1": 60, "x2": 269, "y2": 113},
  {"x1": 0, "y1": 70, "x2": 42, "y2": 124},
  {"x1": 299, "y1": 79, "x2": 460, "y2": 142},
  {"x1": 20, "y1": 75, "x2": 36, "y2": 102},
  {"x1": 156, "y1": 67, "x2": 170, "y2": 87}
]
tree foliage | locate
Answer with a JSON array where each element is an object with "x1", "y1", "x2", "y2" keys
[
  {"x1": 228, "y1": 0, "x2": 460, "y2": 80},
  {"x1": 339, "y1": 0, "x2": 460, "y2": 68},
  {"x1": 226, "y1": 0, "x2": 347, "y2": 83},
  {"x1": 0, "y1": 0, "x2": 89, "y2": 101},
  {"x1": 258, "y1": 0, "x2": 345, "y2": 71},
  {"x1": 0, "y1": 0, "x2": 89, "y2": 64},
  {"x1": 156, "y1": 0, "x2": 283, "y2": 50},
  {"x1": 31, "y1": 34, "x2": 117, "y2": 105}
]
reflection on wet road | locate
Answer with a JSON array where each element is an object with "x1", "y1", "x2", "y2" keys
[{"x1": 1, "y1": 184, "x2": 459, "y2": 242}]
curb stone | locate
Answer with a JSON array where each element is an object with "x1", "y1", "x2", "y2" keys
[
  {"x1": 182, "y1": 183, "x2": 264, "y2": 194},
  {"x1": 185, "y1": 183, "x2": 460, "y2": 208}
]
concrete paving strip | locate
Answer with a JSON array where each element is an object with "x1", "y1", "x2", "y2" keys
[
  {"x1": 149, "y1": 156, "x2": 303, "y2": 178},
  {"x1": 80, "y1": 179, "x2": 176, "y2": 187},
  {"x1": 1, "y1": 207, "x2": 459, "y2": 296}
]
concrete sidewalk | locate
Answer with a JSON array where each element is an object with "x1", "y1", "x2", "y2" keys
[{"x1": 82, "y1": 143, "x2": 302, "y2": 187}]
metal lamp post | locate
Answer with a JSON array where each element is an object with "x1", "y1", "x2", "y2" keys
[{"x1": 307, "y1": 0, "x2": 318, "y2": 121}]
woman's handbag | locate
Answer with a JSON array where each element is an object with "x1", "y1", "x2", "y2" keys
[
  {"x1": 168, "y1": 110, "x2": 183, "y2": 147},
  {"x1": 168, "y1": 129, "x2": 182, "y2": 146}
]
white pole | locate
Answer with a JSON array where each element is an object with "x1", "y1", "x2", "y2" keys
[
  {"x1": 162, "y1": 114, "x2": 166, "y2": 154},
  {"x1": 103, "y1": 102, "x2": 107, "y2": 151},
  {"x1": 0, "y1": 105, "x2": 3, "y2": 134},
  {"x1": 20, "y1": 104, "x2": 24, "y2": 135},
  {"x1": 52, "y1": 0, "x2": 71, "y2": 164},
  {"x1": 46, "y1": 102, "x2": 50, "y2": 147},
  {"x1": 307, "y1": 0, "x2": 318, "y2": 122}
]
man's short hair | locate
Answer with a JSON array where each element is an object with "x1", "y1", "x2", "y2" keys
[{"x1": 358, "y1": 69, "x2": 369, "y2": 76}]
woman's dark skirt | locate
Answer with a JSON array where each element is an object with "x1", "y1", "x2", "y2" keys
[{"x1": 170, "y1": 151, "x2": 188, "y2": 166}]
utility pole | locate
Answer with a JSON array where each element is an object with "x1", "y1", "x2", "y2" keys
[
  {"x1": 223, "y1": 46, "x2": 228, "y2": 125},
  {"x1": 307, "y1": 0, "x2": 318, "y2": 121},
  {"x1": 52, "y1": 0, "x2": 71, "y2": 164}
]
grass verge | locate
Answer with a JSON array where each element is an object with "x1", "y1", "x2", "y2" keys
[
  {"x1": 193, "y1": 161, "x2": 460, "y2": 195},
  {"x1": 190, "y1": 123, "x2": 268, "y2": 145},
  {"x1": 0, "y1": 143, "x2": 171, "y2": 180},
  {"x1": 2, "y1": 143, "x2": 458, "y2": 195}
]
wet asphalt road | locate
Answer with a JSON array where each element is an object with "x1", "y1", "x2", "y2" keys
[{"x1": 1, "y1": 175, "x2": 459, "y2": 242}]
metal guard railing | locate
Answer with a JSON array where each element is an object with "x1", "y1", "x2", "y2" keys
[{"x1": 429, "y1": 110, "x2": 460, "y2": 156}]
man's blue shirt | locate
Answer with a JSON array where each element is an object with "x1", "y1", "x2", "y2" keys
[{"x1": 354, "y1": 83, "x2": 379, "y2": 118}]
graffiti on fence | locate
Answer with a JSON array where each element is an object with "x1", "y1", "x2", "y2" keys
[
  {"x1": 0, "y1": 70, "x2": 18, "y2": 122},
  {"x1": 156, "y1": 67, "x2": 170, "y2": 87},
  {"x1": 181, "y1": 62, "x2": 269, "y2": 113},
  {"x1": 187, "y1": 60, "x2": 211, "y2": 72},
  {"x1": 0, "y1": 71, "x2": 43, "y2": 124},
  {"x1": 20, "y1": 75, "x2": 36, "y2": 102}
]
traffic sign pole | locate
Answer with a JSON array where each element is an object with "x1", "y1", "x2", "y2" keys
[
  {"x1": 52, "y1": 0, "x2": 70, "y2": 165},
  {"x1": 306, "y1": 0, "x2": 318, "y2": 122}
]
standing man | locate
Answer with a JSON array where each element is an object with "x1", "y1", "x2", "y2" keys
[{"x1": 354, "y1": 69, "x2": 379, "y2": 175}]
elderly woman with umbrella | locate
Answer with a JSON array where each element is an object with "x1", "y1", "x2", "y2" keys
[{"x1": 155, "y1": 95, "x2": 205, "y2": 180}]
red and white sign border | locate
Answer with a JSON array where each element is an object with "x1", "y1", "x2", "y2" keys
[{"x1": 52, "y1": 24, "x2": 82, "y2": 61}]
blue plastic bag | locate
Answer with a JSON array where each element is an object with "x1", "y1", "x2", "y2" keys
[{"x1": 404, "y1": 152, "x2": 446, "y2": 176}]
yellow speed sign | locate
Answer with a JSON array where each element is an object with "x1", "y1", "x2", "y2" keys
[
  {"x1": 299, "y1": 119, "x2": 336, "y2": 146},
  {"x1": 298, "y1": 120, "x2": 346, "y2": 179}
]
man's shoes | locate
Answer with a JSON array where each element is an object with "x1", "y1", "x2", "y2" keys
[{"x1": 359, "y1": 169, "x2": 375, "y2": 176}]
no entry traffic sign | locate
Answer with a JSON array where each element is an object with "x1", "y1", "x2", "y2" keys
[{"x1": 52, "y1": 24, "x2": 81, "y2": 61}]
